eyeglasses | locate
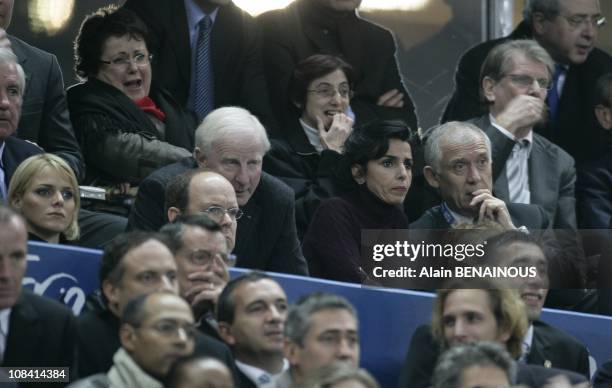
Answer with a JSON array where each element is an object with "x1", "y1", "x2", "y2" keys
[
  {"x1": 307, "y1": 84, "x2": 353, "y2": 99},
  {"x1": 562, "y1": 14, "x2": 607, "y2": 30},
  {"x1": 188, "y1": 249, "x2": 236, "y2": 267},
  {"x1": 144, "y1": 319, "x2": 197, "y2": 339},
  {"x1": 99, "y1": 53, "x2": 153, "y2": 68},
  {"x1": 503, "y1": 74, "x2": 552, "y2": 91},
  {"x1": 201, "y1": 206, "x2": 243, "y2": 220}
]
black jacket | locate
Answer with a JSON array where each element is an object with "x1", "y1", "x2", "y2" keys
[
  {"x1": 4, "y1": 289, "x2": 77, "y2": 388},
  {"x1": 442, "y1": 21, "x2": 612, "y2": 164},
  {"x1": 258, "y1": 0, "x2": 418, "y2": 134},
  {"x1": 67, "y1": 79, "x2": 195, "y2": 185},
  {"x1": 127, "y1": 158, "x2": 308, "y2": 275},
  {"x1": 76, "y1": 300, "x2": 239, "y2": 383}
]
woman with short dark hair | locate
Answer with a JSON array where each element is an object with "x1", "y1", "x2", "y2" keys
[
  {"x1": 68, "y1": 6, "x2": 195, "y2": 187},
  {"x1": 302, "y1": 120, "x2": 413, "y2": 282},
  {"x1": 264, "y1": 54, "x2": 356, "y2": 238}
]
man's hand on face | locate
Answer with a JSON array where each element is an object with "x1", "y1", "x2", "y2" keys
[
  {"x1": 316, "y1": 113, "x2": 354, "y2": 153},
  {"x1": 495, "y1": 95, "x2": 546, "y2": 138},
  {"x1": 0, "y1": 29, "x2": 11, "y2": 52},
  {"x1": 377, "y1": 88, "x2": 405, "y2": 108},
  {"x1": 184, "y1": 270, "x2": 227, "y2": 319},
  {"x1": 470, "y1": 189, "x2": 516, "y2": 229}
]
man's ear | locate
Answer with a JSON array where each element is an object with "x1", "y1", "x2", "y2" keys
[
  {"x1": 284, "y1": 338, "x2": 300, "y2": 366},
  {"x1": 194, "y1": 147, "x2": 206, "y2": 168},
  {"x1": 119, "y1": 324, "x2": 137, "y2": 352},
  {"x1": 423, "y1": 166, "x2": 440, "y2": 189},
  {"x1": 482, "y1": 76, "x2": 497, "y2": 105},
  {"x1": 531, "y1": 12, "x2": 548, "y2": 35},
  {"x1": 217, "y1": 322, "x2": 236, "y2": 346},
  {"x1": 351, "y1": 164, "x2": 365, "y2": 184},
  {"x1": 102, "y1": 279, "x2": 120, "y2": 316},
  {"x1": 595, "y1": 105, "x2": 612, "y2": 130},
  {"x1": 167, "y1": 207, "x2": 182, "y2": 223}
]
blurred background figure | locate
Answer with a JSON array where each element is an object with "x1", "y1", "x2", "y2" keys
[
  {"x1": 166, "y1": 356, "x2": 235, "y2": 388},
  {"x1": 300, "y1": 361, "x2": 379, "y2": 388}
]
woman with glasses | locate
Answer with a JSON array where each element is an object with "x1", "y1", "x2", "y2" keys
[
  {"x1": 264, "y1": 54, "x2": 356, "y2": 239},
  {"x1": 67, "y1": 6, "x2": 195, "y2": 188},
  {"x1": 8, "y1": 154, "x2": 80, "y2": 244},
  {"x1": 302, "y1": 120, "x2": 413, "y2": 283}
]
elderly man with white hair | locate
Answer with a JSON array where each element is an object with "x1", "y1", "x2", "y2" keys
[{"x1": 128, "y1": 106, "x2": 307, "y2": 275}]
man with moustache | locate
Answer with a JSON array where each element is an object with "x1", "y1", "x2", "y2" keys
[
  {"x1": 258, "y1": 0, "x2": 417, "y2": 132},
  {"x1": 442, "y1": 0, "x2": 612, "y2": 167},
  {"x1": 470, "y1": 39, "x2": 576, "y2": 230}
]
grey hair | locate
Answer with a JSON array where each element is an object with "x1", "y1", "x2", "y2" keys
[
  {"x1": 285, "y1": 293, "x2": 357, "y2": 346},
  {"x1": 423, "y1": 121, "x2": 492, "y2": 172},
  {"x1": 432, "y1": 341, "x2": 516, "y2": 388},
  {"x1": 0, "y1": 48, "x2": 25, "y2": 95},
  {"x1": 523, "y1": 0, "x2": 562, "y2": 24},
  {"x1": 194, "y1": 106, "x2": 271, "y2": 154},
  {"x1": 479, "y1": 39, "x2": 555, "y2": 104}
]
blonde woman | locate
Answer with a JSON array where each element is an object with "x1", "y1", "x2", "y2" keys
[{"x1": 8, "y1": 154, "x2": 80, "y2": 244}]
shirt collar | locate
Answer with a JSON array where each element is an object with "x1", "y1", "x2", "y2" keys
[
  {"x1": 235, "y1": 359, "x2": 289, "y2": 386},
  {"x1": 489, "y1": 114, "x2": 534, "y2": 145},
  {"x1": 441, "y1": 202, "x2": 474, "y2": 227},
  {"x1": 0, "y1": 141, "x2": 5, "y2": 169},
  {"x1": 299, "y1": 118, "x2": 324, "y2": 153},
  {"x1": 0, "y1": 308, "x2": 12, "y2": 337},
  {"x1": 522, "y1": 324, "x2": 534, "y2": 356},
  {"x1": 184, "y1": 0, "x2": 220, "y2": 33}
]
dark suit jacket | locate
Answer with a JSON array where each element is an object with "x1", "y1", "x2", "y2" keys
[
  {"x1": 122, "y1": 0, "x2": 276, "y2": 130},
  {"x1": 1, "y1": 136, "x2": 43, "y2": 185},
  {"x1": 9, "y1": 35, "x2": 84, "y2": 181},
  {"x1": 441, "y1": 21, "x2": 612, "y2": 164},
  {"x1": 470, "y1": 115, "x2": 577, "y2": 229},
  {"x1": 527, "y1": 320, "x2": 590, "y2": 379},
  {"x1": 409, "y1": 203, "x2": 550, "y2": 230},
  {"x1": 595, "y1": 360, "x2": 612, "y2": 388},
  {"x1": 397, "y1": 323, "x2": 589, "y2": 388},
  {"x1": 576, "y1": 152, "x2": 612, "y2": 228},
  {"x1": 3, "y1": 289, "x2": 77, "y2": 387},
  {"x1": 236, "y1": 369, "x2": 257, "y2": 388},
  {"x1": 258, "y1": 0, "x2": 418, "y2": 133},
  {"x1": 127, "y1": 157, "x2": 308, "y2": 275},
  {"x1": 76, "y1": 301, "x2": 239, "y2": 383}
]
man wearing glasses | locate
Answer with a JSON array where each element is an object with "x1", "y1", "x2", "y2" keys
[
  {"x1": 469, "y1": 39, "x2": 576, "y2": 230},
  {"x1": 160, "y1": 211, "x2": 235, "y2": 340},
  {"x1": 128, "y1": 106, "x2": 308, "y2": 276},
  {"x1": 76, "y1": 231, "x2": 238, "y2": 380},
  {"x1": 443, "y1": 0, "x2": 612, "y2": 168},
  {"x1": 70, "y1": 293, "x2": 197, "y2": 388}
]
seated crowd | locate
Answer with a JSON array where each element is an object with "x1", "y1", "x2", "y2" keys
[{"x1": 0, "y1": 0, "x2": 611, "y2": 386}]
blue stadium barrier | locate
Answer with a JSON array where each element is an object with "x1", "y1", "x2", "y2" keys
[{"x1": 26, "y1": 242, "x2": 612, "y2": 387}]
